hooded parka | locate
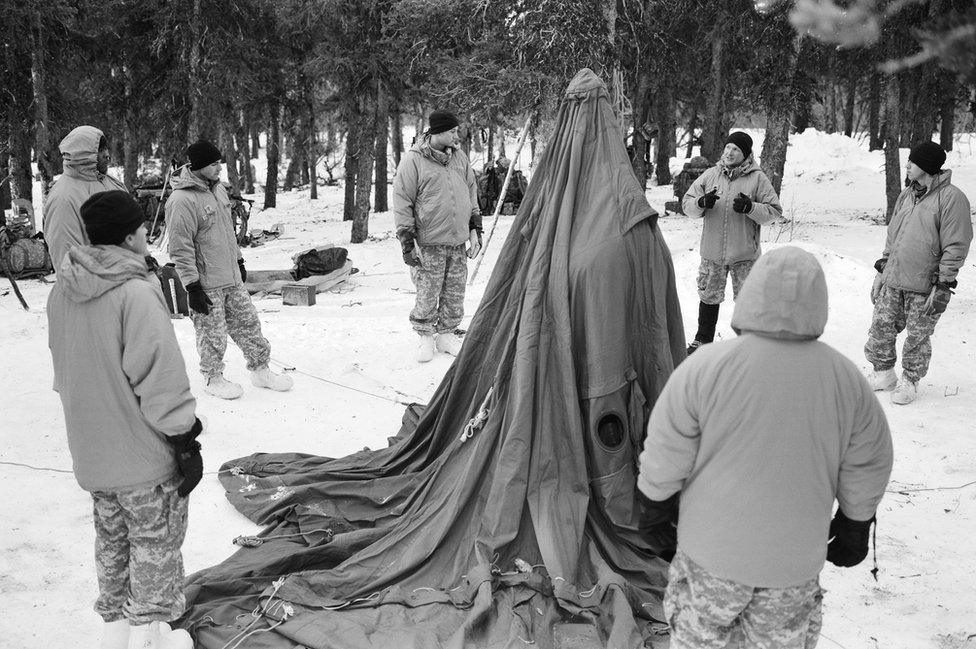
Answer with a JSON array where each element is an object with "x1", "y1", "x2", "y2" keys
[
  {"x1": 392, "y1": 139, "x2": 480, "y2": 245},
  {"x1": 638, "y1": 246, "x2": 893, "y2": 588},
  {"x1": 880, "y1": 169, "x2": 972, "y2": 293},
  {"x1": 166, "y1": 167, "x2": 242, "y2": 290},
  {"x1": 682, "y1": 157, "x2": 783, "y2": 264},
  {"x1": 47, "y1": 245, "x2": 197, "y2": 492},
  {"x1": 42, "y1": 126, "x2": 127, "y2": 267}
]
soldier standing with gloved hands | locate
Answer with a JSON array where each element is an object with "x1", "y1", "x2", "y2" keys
[
  {"x1": 393, "y1": 110, "x2": 483, "y2": 363},
  {"x1": 681, "y1": 132, "x2": 782, "y2": 355},
  {"x1": 637, "y1": 247, "x2": 893, "y2": 649},
  {"x1": 167, "y1": 139, "x2": 293, "y2": 399},
  {"x1": 864, "y1": 141, "x2": 972, "y2": 405},
  {"x1": 47, "y1": 190, "x2": 203, "y2": 649}
]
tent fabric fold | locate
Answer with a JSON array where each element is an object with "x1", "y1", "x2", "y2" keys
[{"x1": 181, "y1": 68, "x2": 685, "y2": 649}]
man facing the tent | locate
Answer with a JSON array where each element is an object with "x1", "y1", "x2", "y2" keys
[
  {"x1": 393, "y1": 110, "x2": 483, "y2": 362},
  {"x1": 167, "y1": 140, "x2": 293, "y2": 399},
  {"x1": 681, "y1": 132, "x2": 782, "y2": 355},
  {"x1": 638, "y1": 246, "x2": 892, "y2": 649},
  {"x1": 43, "y1": 125, "x2": 127, "y2": 267}
]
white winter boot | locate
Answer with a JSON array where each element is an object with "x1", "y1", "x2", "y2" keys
[
  {"x1": 101, "y1": 619, "x2": 129, "y2": 649},
  {"x1": 204, "y1": 374, "x2": 244, "y2": 400},
  {"x1": 127, "y1": 622, "x2": 192, "y2": 649},
  {"x1": 891, "y1": 374, "x2": 918, "y2": 405},
  {"x1": 435, "y1": 332, "x2": 462, "y2": 356},
  {"x1": 416, "y1": 335, "x2": 435, "y2": 363},
  {"x1": 251, "y1": 366, "x2": 294, "y2": 392},
  {"x1": 866, "y1": 368, "x2": 897, "y2": 391}
]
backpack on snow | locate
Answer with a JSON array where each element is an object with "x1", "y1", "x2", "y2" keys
[{"x1": 293, "y1": 247, "x2": 348, "y2": 280}]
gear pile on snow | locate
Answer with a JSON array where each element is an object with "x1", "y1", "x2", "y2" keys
[{"x1": 179, "y1": 68, "x2": 686, "y2": 649}]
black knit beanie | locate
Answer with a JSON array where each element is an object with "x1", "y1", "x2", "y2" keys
[
  {"x1": 428, "y1": 110, "x2": 460, "y2": 135},
  {"x1": 725, "y1": 131, "x2": 753, "y2": 159},
  {"x1": 908, "y1": 141, "x2": 946, "y2": 176},
  {"x1": 81, "y1": 190, "x2": 146, "y2": 245},
  {"x1": 187, "y1": 139, "x2": 223, "y2": 171}
]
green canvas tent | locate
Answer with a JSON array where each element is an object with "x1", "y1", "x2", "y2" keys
[{"x1": 180, "y1": 68, "x2": 686, "y2": 649}]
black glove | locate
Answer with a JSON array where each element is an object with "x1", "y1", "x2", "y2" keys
[
  {"x1": 468, "y1": 213, "x2": 483, "y2": 233},
  {"x1": 186, "y1": 281, "x2": 213, "y2": 315},
  {"x1": 145, "y1": 255, "x2": 160, "y2": 273},
  {"x1": 697, "y1": 188, "x2": 719, "y2": 209},
  {"x1": 873, "y1": 258, "x2": 887, "y2": 274},
  {"x1": 637, "y1": 491, "x2": 679, "y2": 561},
  {"x1": 238, "y1": 258, "x2": 247, "y2": 283},
  {"x1": 397, "y1": 230, "x2": 421, "y2": 267},
  {"x1": 923, "y1": 280, "x2": 954, "y2": 316},
  {"x1": 166, "y1": 418, "x2": 204, "y2": 498},
  {"x1": 732, "y1": 192, "x2": 753, "y2": 214},
  {"x1": 826, "y1": 510, "x2": 874, "y2": 568}
]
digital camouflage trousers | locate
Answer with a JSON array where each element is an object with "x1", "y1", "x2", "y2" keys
[
  {"x1": 665, "y1": 549, "x2": 823, "y2": 649},
  {"x1": 697, "y1": 258, "x2": 755, "y2": 304},
  {"x1": 410, "y1": 244, "x2": 468, "y2": 336},
  {"x1": 864, "y1": 285, "x2": 943, "y2": 383},
  {"x1": 91, "y1": 476, "x2": 188, "y2": 625},
  {"x1": 190, "y1": 285, "x2": 271, "y2": 378}
]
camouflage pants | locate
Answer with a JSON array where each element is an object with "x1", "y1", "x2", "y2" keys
[
  {"x1": 864, "y1": 285, "x2": 942, "y2": 383},
  {"x1": 91, "y1": 476, "x2": 188, "y2": 625},
  {"x1": 410, "y1": 244, "x2": 467, "y2": 336},
  {"x1": 698, "y1": 259, "x2": 755, "y2": 305},
  {"x1": 190, "y1": 285, "x2": 271, "y2": 378},
  {"x1": 665, "y1": 549, "x2": 823, "y2": 649}
]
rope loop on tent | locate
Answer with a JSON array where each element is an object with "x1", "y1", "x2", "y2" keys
[{"x1": 459, "y1": 386, "x2": 494, "y2": 443}]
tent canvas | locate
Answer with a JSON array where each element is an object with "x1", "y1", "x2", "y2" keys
[{"x1": 180, "y1": 68, "x2": 686, "y2": 649}]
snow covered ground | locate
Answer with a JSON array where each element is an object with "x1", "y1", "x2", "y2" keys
[{"x1": 2, "y1": 129, "x2": 974, "y2": 648}]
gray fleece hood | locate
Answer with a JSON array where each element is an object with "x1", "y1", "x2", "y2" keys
[
  {"x1": 731, "y1": 246, "x2": 828, "y2": 340},
  {"x1": 57, "y1": 245, "x2": 149, "y2": 303}
]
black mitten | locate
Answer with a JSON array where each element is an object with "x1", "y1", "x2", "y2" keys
[
  {"x1": 698, "y1": 189, "x2": 719, "y2": 209},
  {"x1": 826, "y1": 510, "x2": 874, "y2": 567},
  {"x1": 186, "y1": 281, "x2": 212, "y2": 315},
  {"x1": 166, "y1": 418, "x2": 204, "y2": 498},
  {"x1": 397, "y1": 230, "x2": 421, "y2": 267},
  {"x1": 732, "y1": 192, "x2": 753, "y2": 214},
  {"x1": 238, "y1": 258, "x2": 247, "y2": 283},
  {"x1": 637, "y1": 491, "x2": 679, "y2": 561}
]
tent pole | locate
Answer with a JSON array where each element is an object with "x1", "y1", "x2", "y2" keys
[{"x1": 468, "y1": 115, "x2": 532, "y2": 285}]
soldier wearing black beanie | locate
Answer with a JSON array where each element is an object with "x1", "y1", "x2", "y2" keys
[{"x1": 80, "y1": 190, "x2": 146, "y2": 245}]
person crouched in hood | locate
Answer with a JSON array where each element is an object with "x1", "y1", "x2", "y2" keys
[
  {"x1": 43, "y1": 125, "x2": 127, "y2": 268},
  {"x1": 166, "y1": 140, "x2": 293, "y2": 399},
  {"x1": 681, "y1": 131, "x2": 783, "y2": 356},
  {"x1": 864, "y1": 141, "x2": 972, "y2": 405},
  {"x1": 47, "y1": 191, "x2": 202, "y2": 649},
  {"x1": 637, "y1": 246, "x2": 893, "y2": 649}
]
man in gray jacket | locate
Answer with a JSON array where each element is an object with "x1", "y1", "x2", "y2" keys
[
  {"x1": 638, "y1": 247, "x2": 893, "y2": 649},
  {"x1": 48, "y1": 191, "x2": 200, "y2": 649},
  {"x1": 393, "y1": 110, "x2": 482, "y2": 362},
  {"x1": 681, "y1": 132, "x2": 782, "y2": 355},
  {"x1": 865, "y1": 141, "x2": 972, "y2": 404},
  {"x1": 167, "y1": 140, "x2": 292, "y2": 399},
  {"x1": 43, "y1": 125, "x2": 127, "y2": 267}
]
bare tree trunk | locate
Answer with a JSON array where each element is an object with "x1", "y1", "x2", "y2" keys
[
  {"x1": 655, "y1": 82, "x2": 676, "y2": 186},
  {"x1": 485, "y1": 127, "x2": 494, "y2": 163},
  {"x1": 842, "y1": 79, "x2": 856, "y2": 137},
  {"x1": 373, "y1": 81, "x2": 389, "y2": 212},
  {"x1": 685, "y1": 109, "x2": 698, "y2": 158},
  {"x1": 235, "y1": 111, "x2": 254, "y2": 194},
  {"x1": 29, "y1": 10, "x2": 56, "y2": 197},
  {"x1": 939, "y1": 72, "x2": 957, "y2": 151},
  {"x1": 898, "y1": 80, "x2": 914, "y2": 147},
  {"x1": 307, "y1": 93, "x2": 318, "y2": 199},
  {"x1": 761, "y1": 34, "x2": 803, "y2": 196},
  {"x1": 700, "y1": 18, "x2": 728, "y2": 162},
  {"x1": 186, "y1": 0, "x2": 204, "y2": 142},
  {"x1": 249, "y1": 117, "x2": 260, "y2": 159},
  {"x1": 282, "y1": 133, "x2": 301, "y2": 191},
  {"x1": 0, "y1": 120, "x2": 11, "y2": 211},
  {"x1": 222, "y1": 122, "x2": 241, "y2": 194},
  {"x1": 630, "y1": 68, "x2": 653, "y2": 189},
  {"x1": 352, "y1": 89, "x2": 376, "y2": 243},
  {"x1": 343, "y1": 107, "x2": 359, "y2": 222},
  {"x1": 264, "y1": 103, "x2": 281, "y2": 209},
  {"x1": 868, "y1": 72, "x2": 882, "y2": 150},
  {"x1": 883, "y1": 75, "x2": 902, "y2": 223},
  {"x1": 7, "y1": 24, "x2": 33, "y2": 205},
  {"x1": 122, "y1": 63, "x2": 139, "y2": 190},
  {"x1": 391, "y1": 99, "x2": 404, "y2": 169}
]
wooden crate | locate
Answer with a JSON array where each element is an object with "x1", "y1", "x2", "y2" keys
[{"x1": 282, "y1": 284, "x2": 316, "y2": 306}]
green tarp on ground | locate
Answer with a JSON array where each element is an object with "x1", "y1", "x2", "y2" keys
[{"x1": 180, "y1": 68, "x2": 686, "y2": 649}]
